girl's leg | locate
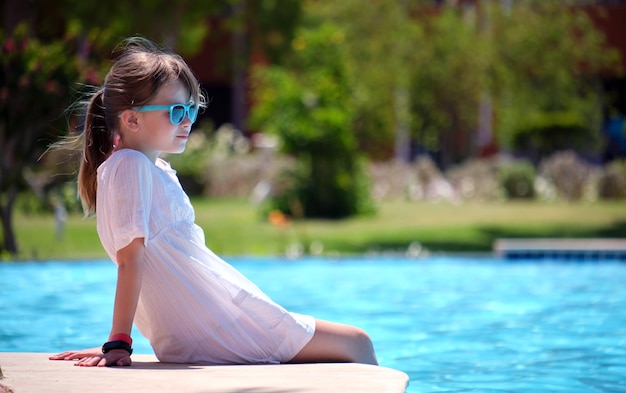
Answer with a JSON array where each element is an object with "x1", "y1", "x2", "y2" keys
[{"x1": 288, "y1": 319, "x2": 378, "y2": 365}]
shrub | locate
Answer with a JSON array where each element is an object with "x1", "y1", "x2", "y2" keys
[
  {"x1": 369, "y1": 160, "x2": 415, "y2": 201},
  {"x1": 446, "y1": 158, "x2": 500, "y2": 201},
  {"x1": 511, "y1": 111, "x2": 602, "y2": 163},
  {"x1": 206, "y1": 153, "x2": 294, "y2": 200},
  {"x1": 368, "y1": 157, "x2": 457, "y2": 202},
  {"x1": 597, "y1": 160, "x2": 626, "y2": 200},
  {"x1": 165, "y1": 123, "x2": 257, "y2": 196},
  {"x1": 498, "y1": 160, "x2": 536, "y2": 200},
  {"x1": 538, "y1": 151, "x2": 593, "y2": 201},
  {"x1": 412, "y1": 156, "x2": 457, "y2": 202},
  {"x1": 250, "y1": 24, "x2": 374, "y2": 219}
]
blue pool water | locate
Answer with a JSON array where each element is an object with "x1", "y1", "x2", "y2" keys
[{"x1": 1, "y1": 256, "x2": 625, "y2": 392}]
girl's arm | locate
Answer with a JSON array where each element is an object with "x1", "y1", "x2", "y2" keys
[
  {"x1": 49, "y1": 237, "x2": 145, "y2": 367},
  {"x1": 109, "y1": 237, "x2": 145, "y2": 341}
]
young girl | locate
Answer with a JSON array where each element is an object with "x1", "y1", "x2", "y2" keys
[{"x1": 49, "y1": 37, "x2": 377, "y2": 367}]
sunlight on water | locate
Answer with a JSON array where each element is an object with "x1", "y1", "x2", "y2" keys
[{"x1": 1, "y1": 257, "x2": 625, "y2": 393}]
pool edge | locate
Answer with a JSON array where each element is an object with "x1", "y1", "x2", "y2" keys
[{"x1": 0, "y1": 353, "x2": 409, "y2": 393}]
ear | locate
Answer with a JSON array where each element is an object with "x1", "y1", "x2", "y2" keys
[{"x1": 119, "y1": 109, "x2": 140, "y2": 132}]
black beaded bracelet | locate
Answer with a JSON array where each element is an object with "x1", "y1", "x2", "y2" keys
[{"x1": 102, "y1": 340, "x2": 133, "y2": 355}]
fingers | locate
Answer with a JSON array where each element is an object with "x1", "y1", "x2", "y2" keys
[
  {"x1": 71, "y1": 354, "x2": 131, "y2": 367},
  {"x1": 50, "y1": 347, "x2": 103, "y2": 361},
  {"x1": 74, "y1": 356, "x2": 100, "y2": 367},
  {"x1": 49, "y1": 351, "x2": 83, "y2": 361}
]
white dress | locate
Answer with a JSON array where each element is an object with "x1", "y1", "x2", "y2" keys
[{"x1": 96, "y1": 149, "x2": 315, "y2": 364}]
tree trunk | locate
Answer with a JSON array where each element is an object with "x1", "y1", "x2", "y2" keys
[
  {"x1": 231, "y1": 1, "x2": 248, "y2": 134},
  {"x1": 393, "y1": 86, "x2": 411, "y2": 163},
  {"x1": 0, "y1": 185, "x2": 18, "y2": 255}
]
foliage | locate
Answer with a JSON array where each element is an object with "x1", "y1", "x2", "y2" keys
[
  {"x1": 597, "y1": 159, "x2": 626, "y2": 200},
  {"x1": 298, "y1": 1, "x2": 620, "y2": 166},
  {"x1": 250, "y1": 23, "x2": 374, "y2": 219},
  {"x1": 14, "y1": 182, "x2": 82, "y2": 216},
  {"x1": 56, "y1": 0, "x2": 228, "y2": 55},
  {"x1": 245, "y1": 0, "x2": 304, "y2": 64},
  {"x1": 498, "y1": 160, "x2": 536, "y2": 200},
  {"x1": 490, "y1": 1, "x2": 620, "y2": 160},
  {"x1": 511, "y1": 110, "x2": 602, "y2": 163},
  {"x1": 0, "y1": 26, "x2": 92, "y2": 253},
  {"x1": 307, "y1": 0, "x2": 419, "y2": 159},
  {"x1": 409, "y1": 6, "x2": 488, "y2": 166}
]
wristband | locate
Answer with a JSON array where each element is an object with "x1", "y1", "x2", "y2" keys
[
  {"x1": 110, "y1": 333, "x2": 133, "y2": 345},
  {"x1": 102, "y1": 340, "x2": 133, "y2": 355}
]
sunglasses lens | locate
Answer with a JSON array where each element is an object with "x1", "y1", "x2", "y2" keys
[
  {"x1": 188, "y1": 106, "x2": 198, "y2": 123},
  {"x1": 171, "y1": 105, "x2": 186, "y2": 124}
]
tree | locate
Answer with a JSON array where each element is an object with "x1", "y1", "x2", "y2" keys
[
  {"x1": 296, "y1": 1, "x2": 620, "y2": 167},
  {"x1": 1, "y1": 0, "x2": 306, "y2": 255},
  {"x1": 404, "y1": 0, "x2": 621, "y2": 167},
  {"x1": 408, "y1": 5, "x2": 488, "y2": 167},
  {"x1": 488, "y1": 1, "x2": 621, "y2": 162},
  {"x1": 0, "y1": 0, "x2": 230, "y2": 256},
  {"x1": 303, "y1": 0, "x2": 419, "y2": 160},
  {"x1": 0, "y1": 27, "x2": 90, "y2": 254},
  {"x1": 55, "y1": 0, "x2": 229, "y2": 56}
]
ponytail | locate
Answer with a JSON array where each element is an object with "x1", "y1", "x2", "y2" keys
[{"x1": 78, "y1": 89, "x2": 114, "y2": 215}]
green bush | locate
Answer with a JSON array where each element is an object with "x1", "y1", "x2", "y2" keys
[
  {"x1": 511, "y1": 111, "x2": 602, "y2": 162},
  {"x1": 251, "y1": 24, "x2": 374, "y2": 219},
  {"x1": 498, "y1": 160, "x2": 536, "y2": 200}
]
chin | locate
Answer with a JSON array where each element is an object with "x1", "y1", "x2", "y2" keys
[{"x1": 170, "y1": 145, "x2": 187, "y2": 154}]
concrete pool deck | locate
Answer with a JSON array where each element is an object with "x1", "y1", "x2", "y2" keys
[
  {"x1": 494, "y1": 238, "x2": 626, "y2": 259},
  {"x1": 0, "y1": 353, "x2": 409, "y2": 393}
]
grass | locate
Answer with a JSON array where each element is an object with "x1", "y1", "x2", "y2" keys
[{"x1": 9, "y1": 198, "x2": 626, "y2": 260}]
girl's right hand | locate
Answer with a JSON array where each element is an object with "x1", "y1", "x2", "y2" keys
[
  {"x1": 49, "y1": 347, "x2": 132, "y2": 367},
  {"x1": 49, "y1": 347, "x2": 103, "y2": 361}
]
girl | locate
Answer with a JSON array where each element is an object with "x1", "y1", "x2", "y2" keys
[{"x1": 49, "y1": 37, "x2": 377, "y2": 367}]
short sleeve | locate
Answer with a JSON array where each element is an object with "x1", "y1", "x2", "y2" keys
[{"x1": 104, "y1": 151, "x2": 153, "y2": 252}]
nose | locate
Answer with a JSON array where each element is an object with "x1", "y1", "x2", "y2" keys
[{"x1": 181, "y1": 115, "x2": 193, "y2": 128}]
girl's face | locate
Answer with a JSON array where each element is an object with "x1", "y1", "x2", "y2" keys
[{"x1": 129, "y1": 81, "x2": 195, "y2": 162}]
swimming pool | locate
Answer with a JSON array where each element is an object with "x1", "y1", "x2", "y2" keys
[{"x1": 1, "y1": 257, "x2": 625, "y2": 392}]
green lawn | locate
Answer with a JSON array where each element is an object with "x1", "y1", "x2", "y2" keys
[{"x1": 9, "y1": 198, "x2": 626, "y2": 260}]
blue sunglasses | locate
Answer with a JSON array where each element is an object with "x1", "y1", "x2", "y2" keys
[{"x1": 132, "y1": 103, "x2": 198, "y2": 125}]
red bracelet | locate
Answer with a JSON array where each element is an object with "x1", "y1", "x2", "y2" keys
[{"x1": 110, "y1": 333, "x2": 133, "y2": 345}]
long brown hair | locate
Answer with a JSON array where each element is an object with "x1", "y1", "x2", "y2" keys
[{"x1": 68, "y1": 37, "x2": 205, "y2": 215}]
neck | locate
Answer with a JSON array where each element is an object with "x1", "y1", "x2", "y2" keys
[{"x1": 116, "y1": 138, "x2": 160, "y2": 164}]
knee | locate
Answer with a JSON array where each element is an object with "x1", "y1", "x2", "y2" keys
[
  {"x1": 351, "y1": 327, "x2": 373, "y2": 347},
  {"x1": 348, "y1": 327, "x2": 377, "y2": 365}
]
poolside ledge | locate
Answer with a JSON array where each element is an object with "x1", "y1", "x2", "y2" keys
[
  {"x1": 494, "y1": 238, "x2": 626, "y2": 260},
  {"x1": 0, "y1": 353, "x2": 409, "y2": 393}
]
